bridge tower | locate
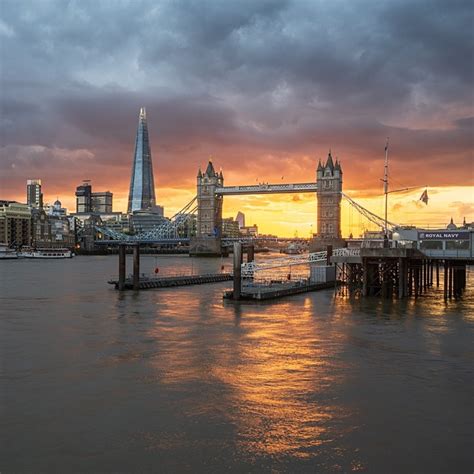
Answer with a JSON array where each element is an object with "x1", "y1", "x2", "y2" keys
[
  {"x1": 190, "y1": 160, "x2": 224, "y2": 256},
  {"x1": 312, "y1": 151, "x2": 344, "y2": 250}
]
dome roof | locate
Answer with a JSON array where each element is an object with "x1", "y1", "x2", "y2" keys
[
  {"x1": 53, "y1": 199, "x2": 61, "y2": 208},
  {"x1": 447, "y1": 217, "x2": 457, "y2": 230}
]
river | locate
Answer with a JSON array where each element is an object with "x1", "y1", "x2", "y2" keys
[{"x1": 1, "y1": 254, "x2": 473, "y2": 473}]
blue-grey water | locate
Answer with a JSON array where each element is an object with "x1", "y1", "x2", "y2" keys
[{"x1": 1, "y1": 255, "x2": 473, "y2": 473}]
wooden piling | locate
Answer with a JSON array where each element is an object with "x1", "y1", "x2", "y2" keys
[
  {"x1": 398, "y1": 258, "x2": 404, "y2": 298},
  {"x1": 118, "y1": 244, "x2": 126, "y2": 291},
  {"x1": 436, "y1": 260, "x2": 439, "y2": 287},
  {"x1": 414, "y1": 266, "x2": 419, "y2": 297},
  {"x1": 443, "y1": 260, "x2": 448, "y2": 301},
  {"x1": 326, "y1": 245, "x2": 333, "y2": 266},
  {"x1": 362, "y1": 258, "x2": 368, "y2": 297},
  {"x1": 233, "y1": 242, "x2": 242, "y2": 300},
  {"x1": 247, "y1": 244, "x2": 255, "y2": 263},
  {"x1": 133, "y1": 244, "x2": 140, "y2": 291},
  {"x1": 448, "y1": 261, "x2": 453, "y2": 299},
  {"x1": 408, "y1": 264, "x2": 412, "y2": 296}
]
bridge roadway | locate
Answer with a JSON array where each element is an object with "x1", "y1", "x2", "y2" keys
[
  {"x1": 95, "y1": 236, "x2": 312, "y2": 245},
  {"x1": 215, "y1": 182, "x2": 318, "y2": 195}
]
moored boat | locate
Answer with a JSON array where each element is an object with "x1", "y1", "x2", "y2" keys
[
  {"x1": 24, "y1": 248, "x2": 74, "y2": 259},
  {"x1": 0, "y1": 244, "x2": 18, "y2": 259}
]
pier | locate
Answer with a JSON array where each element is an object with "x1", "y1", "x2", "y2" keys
[
  {"x1": 227, "y1": 242, "x2": 337, "y2": 301},
  {"x1": 333, "y1": 246, "x2": 472, "y2": 300},
  {"x1": 224, "y1": 281, "x2": 335, "y2": 301},
  {"x1": 113, "y1": 243, "x2": 233, "y2": 291},
  {"x1": 109, "y1": 273, "x2": 232, "y2": 290}
]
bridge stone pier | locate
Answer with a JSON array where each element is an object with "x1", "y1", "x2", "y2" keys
[{"x1": 189, "y1": 152, "x2": 345, "y2": 256}]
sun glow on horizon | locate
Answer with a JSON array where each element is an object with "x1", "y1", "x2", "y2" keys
[{"x1": 8, "y1": 184, "x2": 472, "y2": 238}]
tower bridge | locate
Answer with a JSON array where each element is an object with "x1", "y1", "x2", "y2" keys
[
  {"x1": 94, "y1": 150, "x2": 391, "y2": 250},
  {"x1": 191, "y1": 152, "x2": 343, "y2": 255}
]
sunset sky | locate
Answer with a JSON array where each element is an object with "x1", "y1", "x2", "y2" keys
[{"x1": 1, "y1": 0, "x2": 473, "y2": 236}]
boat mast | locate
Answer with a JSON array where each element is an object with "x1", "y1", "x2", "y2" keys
[{"x1": 383, "y1": 137, "x2": 389, "y2": 239}]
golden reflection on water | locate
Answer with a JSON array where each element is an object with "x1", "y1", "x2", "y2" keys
[
  {"x1": 143, "y1": 293, "x2": 354, "y2": 461},
  {"x1": 137, "y1": 265, "x2": 474, "y2": 467},
  {"x1": 212, "y1": 301, "x2": 351, "y2": 460}
]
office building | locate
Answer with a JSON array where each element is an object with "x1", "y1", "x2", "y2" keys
[
  {"x1": 0, "y1": 201, "x2": 32, "y2": 247},
  {"x1": 75, "y1": 181, "x2": 113, "y2": 214},
  {"x1": 222, "y1": 217, "x2": 240, "y2": 238},
  {"x1": 26, "y1": 179, "x2": 43, "y2": 208},
  {"x1": 236, "y1": 211, "x2": 245, "y2": 229},
  {"x1": 91, "y1": 191, "x2": 113, "y2": 213},
  {"x1": 127, "y1": 107, "x2": 157, "y2": 213},
  {"x1": 75, "y1": 181, "x2": 92, "y2": 213},
  {"x1": 240, "y1": 224, "x2": 258, "y2": 237}
]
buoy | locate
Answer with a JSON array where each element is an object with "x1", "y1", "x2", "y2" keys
[{"x1": 154, "y1": 267, "x2": 159, "y2": 274}]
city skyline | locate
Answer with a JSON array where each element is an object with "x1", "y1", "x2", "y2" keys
[{"x1": 1, "y1": 0, "x2": 473, "y2": 236}]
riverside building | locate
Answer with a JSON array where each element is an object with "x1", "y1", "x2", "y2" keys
[{"x1": 0, "y1": 201, "x2": 32, "y2": 247}]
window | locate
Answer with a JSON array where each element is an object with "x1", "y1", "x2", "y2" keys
[
  {"x1": 446, "y1": 240, "x2": 469, "y2": 250},
  {"x1": 420, "y1": 240, "x2": 442, "y2": 250}
]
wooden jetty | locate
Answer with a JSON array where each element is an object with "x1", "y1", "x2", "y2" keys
[
  {"x1": 226, "y1": 242, "x2": 337, "y2": 301},
  {"x1": 332, "y1": 247, "x2": 471, "y2": 300},
  {"x1": 113, "y1": 242, "x2": 253, "y2": 291},
  {"x1": 224, "y1": 281, "x2": 334, "y2": 301},
  {"x1": 109, "y1": 273, "x2": 232, "y2": 290}
]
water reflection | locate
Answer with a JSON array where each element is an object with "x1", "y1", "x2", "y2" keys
[{"x1": 1, "y1": 256, "x2": 472, "y2": 473}]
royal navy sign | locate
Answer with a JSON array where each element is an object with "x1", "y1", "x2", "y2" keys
[{"x1": 418, "y1": 231, "x2": 470, "y2": 240}]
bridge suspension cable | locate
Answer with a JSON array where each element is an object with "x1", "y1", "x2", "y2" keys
[
  {"x1": 95, "y1": 196, "x2": 198, "y2": 242},
  {"x1": 342, "y1": 193, "x2": 398, "y2": 231}
]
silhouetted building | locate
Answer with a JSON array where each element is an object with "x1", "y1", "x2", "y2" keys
[
  {"x1": 32, "y1": 209, "x2": 75, "y2": 249},
  {"x1": 26, "y1": 179, "x2": 43, "y2": 208},
  {"x1": 447, "y1": 218, "x2": 457, "y2": 230},
  {"x1": 127, "y1": 107, "x2": 156, "y2": 213},
  {"x1": 91, "y1": 191, "x2": 113, "y2": 213},
  {"x1": 130, "y1": 209, "x2": 167, "y2": 234},
  {"x1": 46, "y1": 199, "x2": 67, "y2": 217},
  {"x1": 240, "y1": 225, "x2": 258, "y2": 237},
  {"x1": 222, "y1": 217, "x2": 240, "y2": 238},
  {"x1": 75, "y1": 181, "x2": 92, "y2": 213},
  {"x1": 236, "y1": 211, "x2": 245, "y2": 229},
  {"x1": 76, "y1": 181, "x2": 113, "y2": 214},
  {"x1": 176, "y1": 213, "x2": 197, "y2": 238}
]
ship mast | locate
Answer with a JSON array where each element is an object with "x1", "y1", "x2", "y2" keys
[{"x1": 383, "y1": 137, "x2": 389, "y2": 241}]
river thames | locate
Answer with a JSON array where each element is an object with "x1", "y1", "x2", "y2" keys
[{"x1": 1, "y1": 255, "x2": 473, "y2": 473}]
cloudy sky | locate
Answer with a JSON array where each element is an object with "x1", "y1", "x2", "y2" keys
[{"x1": 1, "y1": 0, "x2": 473, "y2": 235}]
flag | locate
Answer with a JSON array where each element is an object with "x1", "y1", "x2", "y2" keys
[{"x1": 419, "y1": 189, "x2": 429, "y2": 205}]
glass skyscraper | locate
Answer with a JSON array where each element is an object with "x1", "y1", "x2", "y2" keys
[{"x1": 127, "y1": 107, "x2": 156, "y2": 213}]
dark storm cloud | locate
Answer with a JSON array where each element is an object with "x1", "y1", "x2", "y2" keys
[{"x1": 0, "y1": 0, "x2": 473, "y2": 198}]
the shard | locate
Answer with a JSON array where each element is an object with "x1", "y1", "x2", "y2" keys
[{"x1": 127, "y1": 107, "x2": 156, "y2": 213}]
